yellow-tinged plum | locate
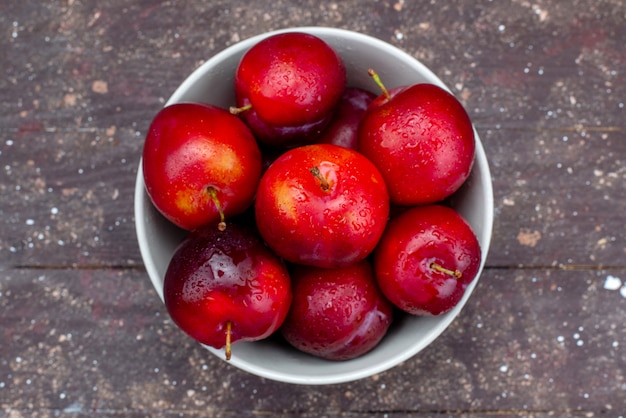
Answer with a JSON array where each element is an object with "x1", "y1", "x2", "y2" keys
[
  {"x1": 142, "y1": 102, "x2": 262, "y2": 231},
  {"x1": 254, "y1": 143, "x2": 389, "y2": 269}
]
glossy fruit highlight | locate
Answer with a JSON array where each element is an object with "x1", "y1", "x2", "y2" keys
[{"x1": 163, "y1": 223, "x2": 292, "y2": 359}]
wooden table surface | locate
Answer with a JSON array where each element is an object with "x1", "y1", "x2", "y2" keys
[{"x1": 2, "y1": 0, "x2": 625, "y2": 416}]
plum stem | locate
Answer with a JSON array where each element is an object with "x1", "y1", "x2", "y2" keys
[
  {"x1": 225, "y1": 321, "x2": 232, "y2": 361},
  {"x1": 368, "y1": 69, "x2": 391, "y2": 101},
  {"x1": 430, "y1": 262, "x2": 462, "y2": 279},
  {"x1": 309, "y1": 166, "x2": 330, "y2": 192},
  {"x1": 207, "y1": 186, "x2": 227, "y2": 231},
  {"x1": 229, "y1": 104, "x2": 252, "y2": 115}
]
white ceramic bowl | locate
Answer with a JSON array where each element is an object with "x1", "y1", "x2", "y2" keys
[{"x1": 135, "y1": 27, "x2": 493, "y2": 385}]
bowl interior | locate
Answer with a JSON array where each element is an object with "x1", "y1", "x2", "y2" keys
[{"x1": 135, "y1": 27, "x2": 494, "y2": 385}]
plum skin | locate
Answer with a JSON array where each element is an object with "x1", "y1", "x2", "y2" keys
[
  {"x1": 163, "y1": 223, "x2": 292, "y2": 351},
  {"x1": 254, "y1": 143, "x2": 390, "y2": 269},
  {"x1": 358, "y1": 83, "x2": 475, "y2": 206},
  {"x1": 280, "y1": 260, "x2": 394, "y2": 361},
  {"x1": 373, "y1": 205, "x2": 481, "y2": 316},
  {"x1": 234, "y1": 32, "x2": 346, "y2": 148},
  {"x1": 234, "y1": 32, "x2": 346, "y2": 127},
  {"x1": 142, "y1": 102, "x2": 262, "y2": 231}
]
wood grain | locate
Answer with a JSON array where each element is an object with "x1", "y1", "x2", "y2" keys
[{"x1": 1, "y1": 0, "x2": 625, "y2": 416}]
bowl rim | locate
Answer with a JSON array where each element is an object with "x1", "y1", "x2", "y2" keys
[{"x1": 135, "y1": 26, "x2": 494, "y2": 385}]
